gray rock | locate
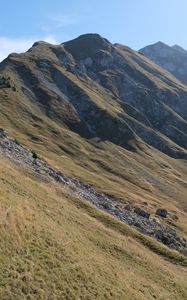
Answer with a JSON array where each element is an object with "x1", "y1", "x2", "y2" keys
[
  {"x1": 134, "y1": 207, "x2": 150, "y2": 219},
  {"x1": 156, "y1": 208, "x2": 168, "y2": 218}
]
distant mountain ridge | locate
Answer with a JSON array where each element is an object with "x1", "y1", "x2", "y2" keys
[{"x1": 140, "y1": 41, "x2": 187, "y2": 85}]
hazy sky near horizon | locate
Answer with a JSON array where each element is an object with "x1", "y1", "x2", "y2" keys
[{"x1": 0, "y1": 0, "x2": 186, "y2": 61}]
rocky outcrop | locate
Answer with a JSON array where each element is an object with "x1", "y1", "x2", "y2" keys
[{"x1": 0, "y1": 129, "x2": 186, "y2": 256}]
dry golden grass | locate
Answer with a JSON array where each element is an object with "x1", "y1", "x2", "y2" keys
[{"x1": 0, "y1": 157, "x2": 187, "y2": 299}]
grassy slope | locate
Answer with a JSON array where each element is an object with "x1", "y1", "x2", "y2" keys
[
  {"x1": 0, "y1": 157, "x2": 187, "y2": 300},
  {"x1": 0, "y1": 86, "x2": 187, "y2": 237}
]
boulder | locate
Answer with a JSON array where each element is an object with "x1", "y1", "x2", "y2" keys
[
  {"x1": 0, "y1": 128, "x2": 7, "y2": 138},
  {"x1": 134, "y1": 207, "x2": 150, "y2": 219},
  {"x1": 156, "y1": 208, "x2": 168, "y2": 218}
]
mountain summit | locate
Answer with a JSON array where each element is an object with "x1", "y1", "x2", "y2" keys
[
  {"x1": 63, "y1": 33, "x2": 111, "y2": 58},
  {"x1": 172, "y1": 44, "x2": 187, "y2": 54},
  {"x1": 140, "y1": 41, "x2": 187, "y2": 85}
]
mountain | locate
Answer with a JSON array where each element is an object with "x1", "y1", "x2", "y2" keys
[
  {"x1": 172, "y1": 44, "x2": 187, "y2": 54},
  {"x1": 140, "y1": 41, "x2": 187, "y2": 85},
  {"x1": 0, "y1": 33, "x2": 187, "y2": 298},
  {"x1": 1, "y1": 34, "x2": 187, "y2": 158}
]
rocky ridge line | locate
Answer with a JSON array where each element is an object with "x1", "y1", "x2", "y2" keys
[{"x1": 0, "y1": 129, "x2": 186, "y2": 256}]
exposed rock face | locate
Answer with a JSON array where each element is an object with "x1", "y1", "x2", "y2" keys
[
  {"x1": 0, "y1": 130, "x2": 186, "y2": 256},
  {"x1": 140, "y1": 42, "x2": 187, "y2": 85}
]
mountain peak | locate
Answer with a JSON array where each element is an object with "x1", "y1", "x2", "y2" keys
[
  {"x1": 71, "y1": 33, "x2": 109, "y2": 42},
  {"x1": 139, "y1": 41, "x2": 170, "y2": 54},
  {"x1": 140, "y1": 41, "x2": 187, "y2": 85},
  {"x1": 172, "y1": 44, "x2": 187, "y2": 54},
  {"x1": 32, "y1": 41, "x2": 50, "y2": 47},
  {"x1": 63, "y1": 33, "x2": 111, "y2": 59},
  {"x1": 152, "y1": 41, "x2": 169, "y2": 48}
]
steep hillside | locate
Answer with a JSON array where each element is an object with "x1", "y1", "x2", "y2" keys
[
  {"x1": 0, "y1": 34, "x2": 187, "y2": 298},
  {"x1": 0, "y1": 156, "x2": 187, "y2": 300},
  {"x1": 140, "y1": 41, "x2": 187, "y2": 85},
  {"x1": 0, "y1": 130, "x2": 186, "y2": 255}
]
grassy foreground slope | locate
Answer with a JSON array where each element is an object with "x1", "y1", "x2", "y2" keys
[{"x1": 0, "y1": 157, "x2": 187, "y2": 300}]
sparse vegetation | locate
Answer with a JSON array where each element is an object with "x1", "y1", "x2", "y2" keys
[{"x1": 0, "y1": 75, "x2": 17, "y2": 91}]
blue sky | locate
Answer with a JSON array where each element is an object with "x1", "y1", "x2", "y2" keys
[{"x1": 0, "y1": 0, "x2": 186, "y2": 61}]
